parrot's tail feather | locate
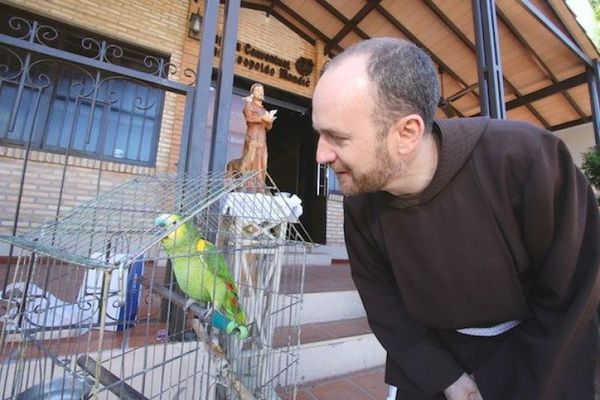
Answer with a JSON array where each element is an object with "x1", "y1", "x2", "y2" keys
[{"x1": 235, "y1": 311, "x2": 247, "y2": 325}]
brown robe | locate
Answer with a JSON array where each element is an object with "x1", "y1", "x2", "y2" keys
[{"x1": 344, "y1": 117, "x2": 600, "y2": 399}]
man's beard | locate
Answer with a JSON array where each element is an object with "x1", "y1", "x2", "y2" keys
[{"x1": 338, "y1": 142, "x2": 400, "y2": 196}]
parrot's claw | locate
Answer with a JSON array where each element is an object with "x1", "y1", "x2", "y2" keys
[
  {"x1": 184, "y1": 299, "x2": 201, "y2": 313},
  {"x1": 202, "y1": 304, "x2": 214, "y2": 320},
  {"x1": 234, "y1": 324, "x2": 249, "y2": 340}
]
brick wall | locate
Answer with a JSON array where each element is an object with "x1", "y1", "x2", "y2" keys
[
  {"x1": 326, "y1": 194, "x2": 345, "y2": 245},
  {"x1": 0, "y1": 146, "x2": 140, "y2": 236}
]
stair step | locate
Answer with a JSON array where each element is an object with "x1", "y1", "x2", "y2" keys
[
  {"x1": 303, "y1": 263, "x2": 354, "y2": 293},
  {"x1": 281, "y1": 264, "x2": 355, "y2": 294},
  {"x1": 280, "y1": 254, "x2": 383, "y2": 384},
  {"x1": 284, "y1": 244, "x2": 349, "y2": 267},
  {"x1": 280, "y1": 264, "x2": 366, "y2": 328},
  {"x1": 299, "y1": 317, "x2": 371, "y2": 345},
  {"x1": 273, "y1": 317, "x2": 386, "y2": 383},
  {"x1": 297, "y1": 333, "x2": 385, "y2": 383},
  {"x1": 274, "y1": 317, "x2": 371, "y2": 348},
  {"x1": 301, "y1": 290, "x2": 365, "y2": 324}
]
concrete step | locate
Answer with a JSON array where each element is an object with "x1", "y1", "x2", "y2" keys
[
  {"x1": 279, "y1": 264, "x2": 365, "y2": 324},
  {"x1": 281, "y1": 263, "x2": 355, "y2": 294},
  {"x1": 274, "y1": 317, "x2": 386, "y2": 384},
  {"x1": 278, "y1": 263, "x2": 385, "y2": 383},
  {"x1": 284, "y1": 244, "x2": 348, "y2": 266},
  {"x1": 301, "y1": 290, "x2": 365, "y2": 324}
]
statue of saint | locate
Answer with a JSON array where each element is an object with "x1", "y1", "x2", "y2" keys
[{"x1": 227, "y1": 83, "x2": 277, "y2": 190}]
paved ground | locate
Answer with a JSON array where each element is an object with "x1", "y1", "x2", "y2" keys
[
  {"x1": 296, "y1": 353, "x2": 600, "y2": 399},
  {"x1": 297, "y1": 367, "x2": 388, "y2": 400}
]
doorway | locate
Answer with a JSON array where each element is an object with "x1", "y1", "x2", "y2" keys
[{"x1": 266, "y1": 104, "x2": 326, "y2": 244}]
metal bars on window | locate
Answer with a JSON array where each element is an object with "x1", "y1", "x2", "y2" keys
[{"x1": 0, "y1": 13, "x2": 196, "y2": 295}]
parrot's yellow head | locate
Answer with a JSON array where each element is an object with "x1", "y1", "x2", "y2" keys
[
  {"x1": 155, "y1": 214, "x2": 192, "y2": 247},
  {"x1": 155, "y1": 213, "x2": 183, "y2": 229}
]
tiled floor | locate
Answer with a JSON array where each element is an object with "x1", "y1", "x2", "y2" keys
[
  {"x1": 297, "y1": 367, "x2": 388, "y2": 400},
  {"x1": 296, "y1": 356, "x2": 600, "y2": 400}
]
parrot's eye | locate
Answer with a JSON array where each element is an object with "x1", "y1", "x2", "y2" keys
[{"x1": 172, "y1": 221, "x2": 177, "y2": 225}]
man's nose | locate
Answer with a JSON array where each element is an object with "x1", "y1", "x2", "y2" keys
[{"x1": 316, "y1": 137, "x2": 336, "y2": 164}]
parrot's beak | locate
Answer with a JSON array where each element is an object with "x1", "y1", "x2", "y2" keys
[{"x1": 154, "y1": 214, "x2": 172, "y2": 227}]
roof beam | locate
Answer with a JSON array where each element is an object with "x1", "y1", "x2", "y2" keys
[
  {"x1": 439, "y1": 99, "x2": 466, "y2": 118},
  {"x1": 271, "y1": 9, "x2": 316, "y2": 45},
  {"x1": 446, "y1": 83, "x2": 479, "y2": 102},
  {"x1": 267, "y1": 0, "x2": 275, "y2": 17},
  {"x1": 549, "y1": 116, "x2": 592, "y2": 131},
  {"x1": 325, "y1": 0, "x2": 382, "y2": 54},
  {"x1": 314, "y1": 0, "x2": 370, "y2": 40},
  {"x1": 374, "y1": 5, "x2": 474, "y2": 102},
  {"x1": 520, "y1": 0, "x2": 592, "y2": 67},
  {"x1": 546, "y1": 0, "x2": 597, "y2": 59},
  {"x1": 496, "y1": 7, "x2": 585, "y2": 118},
  {"x1": 505, "y1": 72, "x2": 587, "y2": 110},
  {"x1": 422, "y1": 0, "x2": 474, "y2": 51},
  {"x1": 269, "y1": 0, "x2": 343, "y2": 54},
  {"x1": 422, "y1": 0, "x2": 550, "y2": 127}
]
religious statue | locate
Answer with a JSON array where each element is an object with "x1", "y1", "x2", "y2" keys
[{"x1": 226, "y1": 83, "x2": 277, "y2": 190}]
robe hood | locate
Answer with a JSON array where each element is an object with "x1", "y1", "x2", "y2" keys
[{"x1": 376, "y1": 116, "x2": 489, "y2": 208}]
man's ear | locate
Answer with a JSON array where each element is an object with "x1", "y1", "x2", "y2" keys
[{"x1": 389, "y1": 114, "x2": 425, "y2": 156}]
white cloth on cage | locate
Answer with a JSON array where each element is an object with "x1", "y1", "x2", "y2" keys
[
  {"x1": 0, "y1": 282, "x2": 93, "y2": 336},
  {"x1": 220, "y1": 192, "x2": 303, "y2": 222}
]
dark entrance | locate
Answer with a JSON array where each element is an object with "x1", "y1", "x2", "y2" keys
[{"x1": 266, "y1": 105, "x2": 326, "y2": 244}]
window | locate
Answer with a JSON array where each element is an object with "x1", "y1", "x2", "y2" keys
[{"x1": 0, "y1": 6, "x2": 167, "y2": 166}]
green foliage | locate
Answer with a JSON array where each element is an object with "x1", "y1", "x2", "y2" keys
[
  {"x1": 588, "y1": 0, "x2": 600, "y2": 47},
  {"x1": 582, "y1": 146, "x2": 600, "y2": 188},
  {"x1": 592, "y1": 0, "x2": 600, "y2": 19}
]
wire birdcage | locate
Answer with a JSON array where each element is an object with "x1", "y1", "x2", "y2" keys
[{"x1": 0, "y1": 170, "x2": 310, "y2": 400}]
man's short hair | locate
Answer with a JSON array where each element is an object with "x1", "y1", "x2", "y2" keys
[{"x1": 326, "y1": 38, "x2": 440, "y2": 135}]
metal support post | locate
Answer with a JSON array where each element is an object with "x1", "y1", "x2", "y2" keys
[
  {"x1": 209, "y1": 0, "x2": 241, "y2": 173},
  {"x1": 587, "y1": 60, "x2": 600, "y2": 146},
  {"x1": 472, "y1": 0, "x2": 506, "y2": 119},
  {"x1": 181, "y1": 0, "x2": 220, "y2": 174},
  {"x1": 170, "y1": 0, "x2": 221, "y2": 338}
]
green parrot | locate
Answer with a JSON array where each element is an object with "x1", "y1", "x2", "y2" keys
[{"x1": 154, "y1": 213, "x2": 249, "y2": 338}]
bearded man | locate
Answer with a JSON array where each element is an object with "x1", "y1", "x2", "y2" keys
[{"x1": 312, "y1": 37, "x2": 600, "y2": 400}]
